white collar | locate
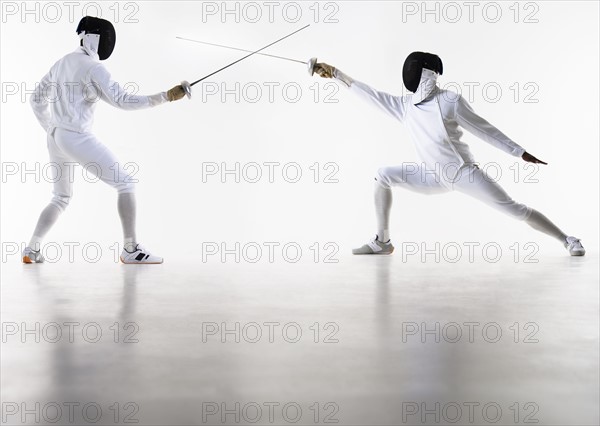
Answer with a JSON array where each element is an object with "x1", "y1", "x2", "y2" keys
[
  {"x1": 412, "y1": 68, "x2": 439, "y2": 105},
  {"x1": 78, "y1": 34, "x2": 100, "y2": 62}
]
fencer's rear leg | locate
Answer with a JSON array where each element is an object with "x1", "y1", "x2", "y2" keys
[
  {"x1": 352, "y1": 174, "x2": 395, "y2": 255},
  {"x1": 524, "y1": 209, "x2": 585, "y2": 256}
]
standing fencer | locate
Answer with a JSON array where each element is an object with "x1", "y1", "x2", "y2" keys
[
  {"x1": 24, "y1": 16, "x2": 187, "y2": 264},
  {"x1": 314, "y1": 52, "x2": 585, "y2": 256}
]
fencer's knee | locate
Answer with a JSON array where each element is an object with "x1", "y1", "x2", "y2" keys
[
  {"x1": 520, "y1": 205, "x2": 533, "y2": 221},
  {"x1": 115, "y1": 181, "x2": 135, "y2": 194},
  {"x1": 104, "y1": 166, "x2": 135, "y2": 194},
  {"x1": 50, "y1": 194, "x2": 71, "y2": 212},
  {"x1": 506, "y1": 200, "x2": 532, "y2": 221},
  {"x1": 498, "y1": 200, "x2": 532, "y2": 221},
  {"x1": 375, "y1": 167, "x2": 393, "y2": 189}
]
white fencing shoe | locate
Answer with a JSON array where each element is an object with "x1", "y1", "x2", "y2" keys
[
  {"x1": 352, "y1": 236, "x2": 395, "y2": 255},
  {"x1": 120, "y1": 244, "x2": 164, "y2": 264},
  {"x1": 565, "y1": 236, "x2": 585, "y2": 256},
  {"x1": 22, "y1": 247, "x2": 44, "y2": 264}
]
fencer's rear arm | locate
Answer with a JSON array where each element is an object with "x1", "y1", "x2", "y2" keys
[
  {"x1": 30, "y1": 72, "x2": 52, "y2": 131},
  {"x1": 455, "y1": 95, "x2": 525, "y2": 157}
]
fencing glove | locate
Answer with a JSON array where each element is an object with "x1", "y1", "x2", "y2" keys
[
  {"x1": 167, "y1": 85, "x2": 186, "y2": 102},
  {"x1": 315, "y1": 63, "x2": 335, "y2": 78},
  {"x1": 315, "y1": 63, "x2": 354, "y2": 87}
]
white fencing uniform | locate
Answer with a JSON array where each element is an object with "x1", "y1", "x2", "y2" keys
[
  {"x1": 30, "y1": 47, "x2": 168, "y2": 210},
  {"x1": 343, "y1": 69, "x2": 532, "y2": 221},
  {"x1": 324, "y1": 64, "x2": 580, "y2": 255},
  {"x1": 24, "y1": 46, "x2": 170, "y2": 261},
  {"x1": 46, "y1": 128, "x2": 135, "y2": 210}
]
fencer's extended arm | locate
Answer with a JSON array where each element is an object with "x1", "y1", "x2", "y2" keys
[
  {"x1": 90, "y1": 64, "x2": 169, "y2": 110},
  {"x1": 315, "y1": 63, "x2": 406, "y2": 121},
  {"x1": 455, "y1": 95, "x2": 525, "y2": 157},
  {"x1": 332, "y1": 68, "x2": 354, "y2": 88},
  {"x1": 30, "y1": 72, "x2": 53, "y2": 131},
  {"x1": 347, "y1": 77, "x2": 406, "y2": 122}
]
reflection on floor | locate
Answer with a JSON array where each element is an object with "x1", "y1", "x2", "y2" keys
[{"x1": 1, "y1": 253, "x2": 598, "y2": 425}]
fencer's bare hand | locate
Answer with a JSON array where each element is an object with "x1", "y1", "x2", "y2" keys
[
  {"x1": 314, "y1": 63, "x2": 335, "y2": 78},
  {"x1": 522, "y1": 151, "x2": 548, "y2": 165},
  {"x1": 167, "y1": 85, "x2": 186, "y2": 102}
]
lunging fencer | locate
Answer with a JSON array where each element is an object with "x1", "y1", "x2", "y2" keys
[
  {"x1": 313, "y1": 53, "x2": 585, "y2": 256},
  {"x1": 24, "y1": 16, "x2": 187, "y2": 264}
]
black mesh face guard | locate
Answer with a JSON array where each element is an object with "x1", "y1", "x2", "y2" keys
[
  {"x1": 403, "y1": 52, "x2": 443, "y2": 92},
  {"x1": 76, "y1": 16, "x2": 116, "y2": 60}
]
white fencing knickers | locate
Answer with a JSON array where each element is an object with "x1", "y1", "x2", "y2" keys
[
  {"x1": 375, "y1": 163, "x2": 533, "y2": 221},
  {"x1": 47, "y1": 127, "x2": 135, "y2": 211}
]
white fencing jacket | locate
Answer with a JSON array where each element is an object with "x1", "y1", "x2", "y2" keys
[
  {"x1": 30, "y1": 47, "x2": 167, "y2": 133},
  {"x1": 337, "y1": 68, "x2": 525, "y2": 175}
]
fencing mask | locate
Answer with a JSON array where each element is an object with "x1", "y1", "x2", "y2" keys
[
  {"x1": 402, "y1": 52, "x2": 443, "y2": 93},
  {"x1": 76, "y1": 16, "x2": 116, "y2": 60}
]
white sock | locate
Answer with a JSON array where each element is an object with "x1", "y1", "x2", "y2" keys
[
  {"x1": 124, "y1": 238, "x2": 137, "y2": 253},
  {"x1": 378, "y1": 230, "x2": 390, "y2": 243},
  {"x1": 524, "y1": 209, "x2": 568, "y2": 244},
  {"x1": 374, "y1": 182, "x2": 392, "y2": 242},
  {"x1": 28, "y1": 236, "x2": 42, "y2": 252},
  {"x1": 118, "y1": 193, "x2": 137, "y2": 252},
  {"x1": 28, "y1": 203, "x2": 62, "y2": 250}
]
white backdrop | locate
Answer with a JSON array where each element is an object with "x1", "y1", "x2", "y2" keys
[{"x1": 1, "y1": 1, "x2": 598, "y2": 262}]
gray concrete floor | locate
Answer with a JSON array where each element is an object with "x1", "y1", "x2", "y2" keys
[{"x1": 1, "y1": 254, "x2": 598, "y2": 425}]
